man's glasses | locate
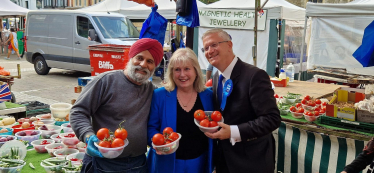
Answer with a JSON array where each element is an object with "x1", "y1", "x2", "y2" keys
[{"x1": 201, "y1": 41, "x2": 229, "y2": 53}]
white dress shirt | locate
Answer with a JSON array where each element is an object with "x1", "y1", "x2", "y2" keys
[{"x1": 217, "y1": 57, "x2": 241, "y2": 146}]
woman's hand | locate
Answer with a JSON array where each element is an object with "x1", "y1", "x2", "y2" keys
[{"x1": 341, "y1": 171, "x2": 347, "y2": 173}]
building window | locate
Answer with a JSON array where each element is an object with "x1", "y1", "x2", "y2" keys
[{"x1": 308, "y1": 0, "x2": 322, "y2": 3}]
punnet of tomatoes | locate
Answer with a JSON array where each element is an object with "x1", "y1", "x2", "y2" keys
[
  {"x1": 93, "y1": 120, "x2": 130, "y2": 159},
  {"x1": 151, "y1": 127, "x2": 181, "y2": 155},
  {"x1": 303, "y1": 110, "x2": 321, "y2": 122},
  {"x1": 289, "y1": 105, "x2": 304, "y2": 119},
  {"x1": 194, "y1": 110, "x2": 224, "y2": 133}
]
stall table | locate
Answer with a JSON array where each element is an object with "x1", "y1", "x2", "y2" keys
[
  {"x1": 274, "y1": 81, "x2": 373, "y2": 173},
  {"x1": 274, "y1": 80, "x2": 348, "y2": 98}
]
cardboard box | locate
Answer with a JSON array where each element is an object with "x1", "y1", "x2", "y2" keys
[
  {"x1": 271, "y1": 78, "x2": 288, "y2": 87},
  {"x1": 357, "y1": 109, "x2": 374, "y2": 124},
  {"x1": 326, "y1": 87, "x2": 365, "y2": 121}
]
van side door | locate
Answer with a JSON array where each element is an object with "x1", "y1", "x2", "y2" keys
[
  {"x1": 73, "y1": 15, "x2": 96, "y2": 73},
  {"x1": 47, "y1": 14, "x2": 74, "y2": 69}
]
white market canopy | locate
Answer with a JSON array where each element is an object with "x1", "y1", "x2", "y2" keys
[
  {"x1": 0, "y1": 0, "x2": 29, "y2": 17},
  {"x1": 201, "y1": 0, "x2": 305, "y2": 21},
  {"x1": 121, "y1": 0, "x2": 207, "y2": 20},
  {"x1": 80, "y1": 0, "x2": 139, "y2": 13},
  {"x1": 305, "y1": 1, "x2": 374, "y2": 75}
]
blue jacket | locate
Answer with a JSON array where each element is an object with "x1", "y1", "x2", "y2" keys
[{"x1": 147, "y1": 87, "x2": 214, "y2": 173}]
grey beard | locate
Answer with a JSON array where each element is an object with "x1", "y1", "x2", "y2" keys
[{"x1": 125, "y1": 61, "x2": 155, "y2": 84}]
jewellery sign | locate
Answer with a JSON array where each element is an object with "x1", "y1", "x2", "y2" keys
[{"x1": 198, "y1": 9, "x2": 267, "y2": 30}]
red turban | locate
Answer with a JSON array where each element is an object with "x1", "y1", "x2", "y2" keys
[{"x1": 129, "y1": 38, "x2": 163, "y2": 66}]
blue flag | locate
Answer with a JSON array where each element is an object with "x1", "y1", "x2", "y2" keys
[
  {"x1": 352, "y1": 20, "x2": 374, "y2": 67},
  {"x1": 139, "y1": 5, "x2": 168, "y2": 46}
]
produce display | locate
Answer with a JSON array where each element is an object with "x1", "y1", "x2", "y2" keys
[
  {"x1": 0, "y1": 117, "x2": 16, "y2": 126},
  {"x1": 39, "y1": 125, "x2": 61, "y2": 139},
  {"x1": 194, "y1": 110, "x2": 222, "y2": 127},
  {"x1": 31, "y1": 139, "x2": 55, "y2": 153},
  {"x1": 17, "y1": 117, "x2": 38, "y2": 124},
  {"x1": 151, "y1": 127, "x2": 181, "y2": 155},
  {"x1": 40, "y1": 158, "x2": 68, "y2": 173}
]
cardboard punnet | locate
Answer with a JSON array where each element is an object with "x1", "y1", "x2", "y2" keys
[{"x1": 326, "y1": 87, "x2": 365, "y2": 121}]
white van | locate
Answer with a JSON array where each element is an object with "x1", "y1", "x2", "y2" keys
[{"x1": 25, "y1": 10, "x2": 139, "y2": 75}]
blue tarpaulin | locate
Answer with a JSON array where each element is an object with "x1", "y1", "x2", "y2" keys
[
  {"x1": 352, "y1": 20, "x2": 374, "y2": 67},
  {"x1": 139, "y1": 5, "x2": 168, "y2": 46}
]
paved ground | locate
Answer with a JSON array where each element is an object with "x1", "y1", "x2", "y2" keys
[{"x1": 0, "y1": 52, "x2": 164, "y2": 106}]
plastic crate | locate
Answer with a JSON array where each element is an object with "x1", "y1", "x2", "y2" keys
[
  {"x1": 320, "y1": 116, "x2": 374, "y2": 133},
  {"x1": 16, "y1": 101, "x2": 50, "y2": 117}
]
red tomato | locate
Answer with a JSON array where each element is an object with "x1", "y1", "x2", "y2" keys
[
  {"x1": 152, "y1": 133, "x2": 165, "y2": 145},
  {"x1": 290, "y1": 106, "x2": 296, "y2": 112},
  {"x1": 200, "y1": 119, "x2": 210, "y2": 127},
  {"x1": 301, "y1": 99, "x2": 307, "y2": 105},
  {"x1": 205, "y1": 79, "x2": 213, "y2": 87},
  {"x1": 308, "y1": 100, "x2": 316, "y2": 107},
  {"x1": 315, "y1": 99, "x2": 321, "y2": 104},
  {"x1": 322, "y1": 107, "x2": 326, "y2": 111},
  {"x1": 194, "y1": 110, "x2": 206, "y2": 121},
  {"x1": 169, "y1": 132, "x2": 179, "y2": 142},
  {"x1": 99, "y1": 140, "x2": 111, "y2": 148},
  {"x1": 295, "y1": 103, "x2": 302, "y2": 108},
  {"x1": 163, "y1": 127, "x2": 173, "y2": 136},
  {"x1": 96, "y1": 128, "x2": 110, "y2": 140},
  {"x1": 314, "y1": 111, "x2": 319, "y2": 116},
  {"x1": 274, "y1": 94, "x2": 279, "y2": 98},
  {"x1": 114, "y1": 128, "x2": 128, "y2": 141},
  {"x1": 70, "y1": 158, "x2": 79, "y2": 161},
  {"x1": 111, "y1": 138, "x2": 125, "y2": 148},
  {"x1": 314, "y1": 107, "x2": 320, "y2": 112},
  {"x1": 322, "y1": 102, "x2": 327, "y2": 106},
  {"x1": 165, "y1": 141, "x2": 171, "y2": 144},
  {"x1": 297, "y1": 108, "x2": 304, "y2": 113},
  {"x1": 304, "y1": 95, "x2": 311, "y2": 101},
  {"x1": 320, "y1": 109, "x2": 325, "y2": 114},
  {"x1": 211, "y1": 111, "x2": 222, "y2": 122},
  {"x1": 209, "y1": 121, "x2": 218, "y2": 127}
]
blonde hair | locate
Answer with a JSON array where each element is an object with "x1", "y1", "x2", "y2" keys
[
  {"x1": 164, "y1": 48, "x2": 206, "y2": 92},
  {"x1": 201, "y1": 28, "x2": 231, "y2": 41}
]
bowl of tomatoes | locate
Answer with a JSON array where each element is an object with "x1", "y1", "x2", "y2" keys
[
  {"x1": 31, "y1": 139, "x2": 55, "y2": 153},
  {"x1": 303, "y1": 111, "x2": 320, "y2": 122},
  {"x1": 59, "y1": 133, "x2": 80, "y2": 147},
  {"x1": 94, "y1": 138, "x2": 129, "y2": 159},
  {"x1": 194, "y1": 111, "x2": 224, "y2": 133},
  {"x1": 289, "y1": 106, "x2": 304, "y2": 119},
  {"x1": 151, "y1": 127, "x2": 181, "y2": 155},
  {"x1": 45, "y1": 143, "x2": 67, "y2": 157}
]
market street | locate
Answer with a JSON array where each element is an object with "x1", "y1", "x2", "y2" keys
[{"x1": 0, "y1": 53, "x2": 164, "y2": 105}]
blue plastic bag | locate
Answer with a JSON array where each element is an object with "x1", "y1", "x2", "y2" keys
[
  {"x1": 139, "y1": 5, "x2": 168, "y2": 46},
  {"x1": 176, "y1": 0, "x2": 200, "y2": 27},
  {"x1": 352, "y1": 20, "x2": 374, "y2": 67}
]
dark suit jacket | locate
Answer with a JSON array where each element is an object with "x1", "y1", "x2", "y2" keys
[{"x1": 213, "y1": 58, "x2": 281, "y2": 173}]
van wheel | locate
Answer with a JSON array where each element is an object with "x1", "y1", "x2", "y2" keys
[
  {"x1": 11, "y1": 92, "x2": 16, "y2": 103},
  {"x1": 34, "y1": 55, "x2": 50, "y2": 75}
]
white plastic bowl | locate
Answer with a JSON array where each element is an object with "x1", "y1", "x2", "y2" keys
[
  {"x1": 291, "y1": 111, "x2": 304, "y2": 119},
  {"x1": 61, "y1": 123, "x2": 73, "y2": 133},
  {"x1": 54, "y1": 148, "x2": 79, "y2": 159},
  {"x1": 94, "y1": 139, "x2": 129, "y2": 159},
  {"x1": 40, "y1": 158, "x2": 68, "y2": 173},
  {"x1": 194, "y1": 115, "x2": 224, "y2": 133},
  {"x1": 36, "y1": 113, "x2": 53, "y2": 119},
  {"x1": 304, "y1": 114, "x2": 320, "y2": 122},
  {"x1": 59, "y1": 133, "x2": 80, "y2": 147},
  {"x1": 50, "y1": 103, "x2": 72, "y2": 119},
  {"x1": 0, "y1": 160, "x2": 26, "y2": 173},
  {"x1": 51, "y1": 134, "x2": 62, "y2": 143},
  {"x1": 0, "y1": 135, "x2": 16, "y2": 147},
  {"x1": 38, "y1": 125, "x2": 61, "y2": 139},
  {"x1": 76, "y1": 142, "x2": 86, "y2": 152},
  {"x1": 152, "y1": 133, "x2": 181, "y2": 155},
  {"x1": 31, "y1": 139, "x2": 55, "y2": 153},
  {"x1": 45, "y1": 143, "x2": 67, "y2": 157},
  {"x1": 66, "y1": 152, "x2": 85, "y2": 166},
  {"x1": 15, "y1": 130, "x2": 41, "y2": 145}
]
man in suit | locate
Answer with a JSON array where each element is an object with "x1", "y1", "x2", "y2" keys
[{"x1": 202, "y1": 28, "x2": 281, "y2": 173}]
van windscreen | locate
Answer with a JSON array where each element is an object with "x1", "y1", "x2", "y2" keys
[{"x1": 92, "y1": 16, "x2": 139, "y2": 39}]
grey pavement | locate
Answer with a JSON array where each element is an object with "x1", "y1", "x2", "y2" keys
[{"x1": 0, "y1": 52, "x2": 164, "y2": 106}]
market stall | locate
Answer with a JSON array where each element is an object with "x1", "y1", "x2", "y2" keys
[
  {"x1": 304, "y1": 0, "x2": 374, "y2": 76},
  {"x1": 273, "y1": 81, "x2": 373, "y2": 173},
  {"x1": 197, "y1": 0, "x2": 306, "y2": 76}
]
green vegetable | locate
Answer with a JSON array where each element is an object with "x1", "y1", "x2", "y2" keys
[{"x1": 29, "y1": 162, "x2": 35, "y2": 169}]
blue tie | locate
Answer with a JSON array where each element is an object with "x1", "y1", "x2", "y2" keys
[{"x1": 217, "y1": 74, "x2": 224, "y2": 104}]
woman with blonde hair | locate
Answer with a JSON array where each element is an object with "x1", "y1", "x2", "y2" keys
[{"x1": 147, "y1": 48, "x2": 215, "y2": 173}]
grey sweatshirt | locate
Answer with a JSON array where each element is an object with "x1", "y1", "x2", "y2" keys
[{"x1": 70, "y1": 70, "x2": 155, "y2": 158}]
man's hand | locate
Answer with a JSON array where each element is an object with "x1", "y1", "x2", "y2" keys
[
  {"x1": 204, "y1": 122, "x2": 231, "y2": 140},
  {"x1": 340, "y1": 172, "x2": 347, "y2": 173},
  {"x1": 86, "y1": 135, "x2": 103, "y2": 158}
]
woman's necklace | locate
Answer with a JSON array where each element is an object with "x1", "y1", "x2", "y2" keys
[{"x1": 178, "y1": 91, "x2": 194, "y2": 107}]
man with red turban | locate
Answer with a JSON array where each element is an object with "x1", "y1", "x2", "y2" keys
[{"x1": 70, "y1": 38, "x2": 163, "y2": 173}]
